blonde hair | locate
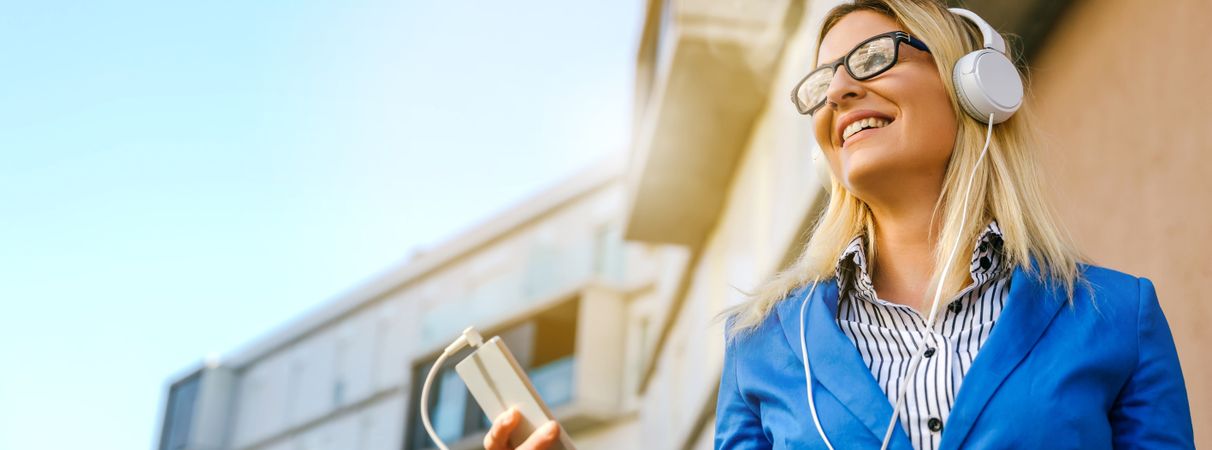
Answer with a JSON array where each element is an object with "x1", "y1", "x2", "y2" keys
[{"x1": 720, "y1": 0, "x2": 1085, "y2": 339}]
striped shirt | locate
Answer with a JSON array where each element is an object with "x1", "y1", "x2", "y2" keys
[{"x1": 834, "y1": 221, "x2": 1011, "y2": 450}]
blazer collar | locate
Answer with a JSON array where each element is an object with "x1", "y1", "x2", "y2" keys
[
  {"x1": 774, "y1": 279, "x2": 914, "y2": 449},
  {"x1": 938, "y1": 261, "x2": 1065, "y2": 449},
  {"x1": 773, "y1": 261, "x2": 1064, "y2": 450}
]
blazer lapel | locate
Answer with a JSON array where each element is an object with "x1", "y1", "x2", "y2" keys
[
  {"x1": 775, "y1": 280, "x2": 913, "y2": 449},
  {"x1": 939, "y1": 263, "x2": 1065, "y2": 449}
]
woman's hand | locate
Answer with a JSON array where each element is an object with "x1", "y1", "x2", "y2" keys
[{"x1": 482, "y1": 407, "x2": 561, "y2": 450}]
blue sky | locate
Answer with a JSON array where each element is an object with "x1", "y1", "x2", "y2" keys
[{"x1": 0, "y1": 1, "x2": 640, "y2": 448}]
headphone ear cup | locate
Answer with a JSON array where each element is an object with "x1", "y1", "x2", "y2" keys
[{"x1": 952, "y1": 49, "x2": 1024, "y2": 124}]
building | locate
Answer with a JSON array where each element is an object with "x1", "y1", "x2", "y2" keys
[
  {"x1": 157, "y1": 0, "x2": 1210, "y2": 448},
  {"x1": 155, "y1": 158, "x2": 694, "y2": 450}
]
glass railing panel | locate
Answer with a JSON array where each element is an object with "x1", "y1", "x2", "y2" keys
[
  {"x1": 527, "y1": 356, "x2": 575, "y2": 408},
  {"x1": 433, "y1": 369, "x2": 468, "y2": 443}
]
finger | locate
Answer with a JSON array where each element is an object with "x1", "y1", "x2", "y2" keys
[
  {"x1": 516, "y1": 421, "x2": 561, "y2": 450},
  {"x1": 483, "y1": 407, "x2": 521, "y2": 450}
]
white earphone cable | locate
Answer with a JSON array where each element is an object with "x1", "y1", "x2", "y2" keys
[
  {"x1": 798, "y1": 281, "x2": 835, "y2": 450},
  {"x1": 421, "y1": 327, "x2": 485, "y2": 450},
  {"x1": 420, "y1": 350, "x2": 454, "y2": 450},
  {"x1": 877, "y1": 112, "x2": 995, "y2": 449}
]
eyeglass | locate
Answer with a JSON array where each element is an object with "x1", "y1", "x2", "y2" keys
[{"x1": 791, "y1": 31, "x2": 932, "y2": 116}]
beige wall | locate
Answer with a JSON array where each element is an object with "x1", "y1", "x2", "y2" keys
[
  {"x1": 631, "y1": 1, "x2": 847, "y2": 448},
  {"x1": 1031, "y1": 0, "x2": 1212, "y2": 444},
  {"x1": 622, "y1": 1, "x2": 831, "y2": 448}
]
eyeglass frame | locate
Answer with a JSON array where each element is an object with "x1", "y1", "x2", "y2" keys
[{"x1": 791, "y1": 31, "x2": 932, "y2": 116}]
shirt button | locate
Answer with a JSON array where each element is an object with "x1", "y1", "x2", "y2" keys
[
  {"x1": 923, "y1": 347, "x2": 936, "y2": 358},
  {"x1": 928, "y1": 417, "x2": 943, "y2": 432},
  {"x1": 948, "y1": 301, "x2": 963, "y2": 313}
]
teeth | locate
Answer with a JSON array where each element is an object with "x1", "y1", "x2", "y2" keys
[{"x1": 842, "y1": 117, "x2": 891, "y2": 142}]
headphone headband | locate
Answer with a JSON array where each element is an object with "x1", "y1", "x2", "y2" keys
[{"x1": 948, "y1": 8, "x2": 1006, "y2": 54}]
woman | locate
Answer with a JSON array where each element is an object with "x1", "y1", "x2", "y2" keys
[
  {"x1": 714, "y1": 1, "x2": 1193, "y2": 449},
  {"x1": 484, "y1": 0, "x2": 1194, "y2": 449}
]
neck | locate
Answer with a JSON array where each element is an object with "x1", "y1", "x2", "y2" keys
[{"x1": 865, "y1": 195, "x2": 959, "y2": 313}]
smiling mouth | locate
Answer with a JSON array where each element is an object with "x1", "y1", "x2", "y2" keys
[{"x1": 842, "y1": 117, "x2": 893, "y2": 146}]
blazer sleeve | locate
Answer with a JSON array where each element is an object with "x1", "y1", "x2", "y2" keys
[
  {"x1": 715, "y1": 328, "x2": 772, "y2": 450},
  {"x1": 1108, "y1": 277, "x2": 1195, "y2": 449}
]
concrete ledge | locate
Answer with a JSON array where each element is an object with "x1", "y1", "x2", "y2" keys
[{"x1": 624, "y1": 0, "x2": 802, "y2": 249}]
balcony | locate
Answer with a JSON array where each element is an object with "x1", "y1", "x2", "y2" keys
[
  {"x1": 405, "y1": 283, "x2": 629, "y2": 450},
  {"x1": 155, "y1": 365, "x2": 237, "y2": 450},
  {"x1": 625, "y1": 0, "x2": 804, "y2": 249}
]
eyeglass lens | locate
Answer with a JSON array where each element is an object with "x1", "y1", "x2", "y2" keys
[
  {"x1": 850, "y1": 37, "x2": 895, "y2": 77},
  {"x1": 797, "y1": 35, "x2": 898, "y2": 115}
]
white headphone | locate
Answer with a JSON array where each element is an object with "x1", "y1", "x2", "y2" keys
[
  {"x1": 800, "y1": 8, "x2": 1012, "y2": 449},
  {"x1": 949, "y1": 8, "x2": 1023, "y2": 124}
]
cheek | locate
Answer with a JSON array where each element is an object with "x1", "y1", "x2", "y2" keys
[
  {"x1": 920, "y1": 93, "x2": 958, "y2": 155},
  {"x1": 811, "y1": 113, "x2": 842, "y2": 171},
  {"x1": 899, "y1": 79, "x2": 958, "y2": 162}
]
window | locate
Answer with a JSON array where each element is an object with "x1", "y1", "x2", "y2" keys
[
  {"x1": 593, "y1": 225, "x2": 625, "y2": 283},
  {"x1": 286, "y1": 361, "x2": 305, "y2": 424},
  {"x1": 158, "y1": 372, "x2": 201, "y2": 450},
  {"x1": 405, "y1": 300, "x2": 579, "y2": 450},
  {"x1": 522, "y1": 236, "x2": 596, "y2": 302},
  {"x1": 404, "y1": 341, "x2": 489, "y2": 450},
  {"x1": 371, "y1": 319, "x2": 390, "y2": 390},
  {"x1": 334, "y1": 339, "x2": 349, "y2": 408}
]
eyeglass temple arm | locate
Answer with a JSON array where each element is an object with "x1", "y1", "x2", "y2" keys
[{"x1": 899, "y1": 32, "x2": 931, "y2": 54}]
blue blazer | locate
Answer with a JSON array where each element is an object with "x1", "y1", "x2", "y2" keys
[{"x1": 715, "y1": 264, "x2": 1194, "y2": 449}]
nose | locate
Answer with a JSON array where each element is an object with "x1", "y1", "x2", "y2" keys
[{"x1": 823, "y1": 67, "x2": 866, "y2": 113}]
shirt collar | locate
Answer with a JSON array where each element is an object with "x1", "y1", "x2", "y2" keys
[{"x1": 835, "y1": 220, "x2": 1007, "y2": 303}]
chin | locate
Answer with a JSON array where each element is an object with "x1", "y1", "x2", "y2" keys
[{"x1": 839, "y1": 147, "x2": 902, "y2": 191}]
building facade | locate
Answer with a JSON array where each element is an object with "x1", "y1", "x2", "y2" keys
[
  {"x1": 156, "y1": 158, "x2": 694, "y2": 450},
  {"x1": 158, "y1": 0, "x2": 1209, "y2": 448}
]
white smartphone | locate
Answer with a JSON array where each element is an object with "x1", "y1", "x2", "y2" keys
[{"x1": 454, "y1": 336, "x2": 577, "y2": 450}]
